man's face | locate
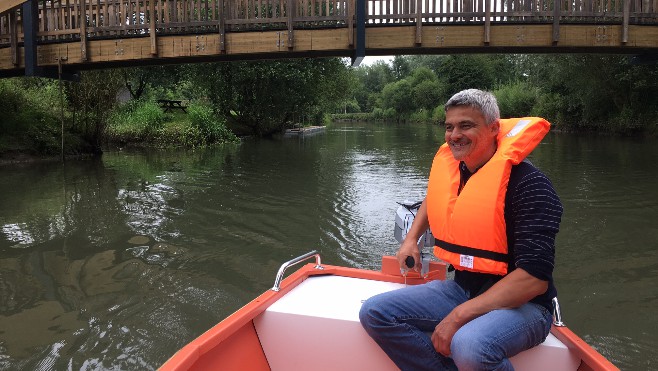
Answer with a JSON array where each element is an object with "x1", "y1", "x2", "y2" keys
[{"x1": 444, "y1": 105, "x2": 499, "y2": 172}]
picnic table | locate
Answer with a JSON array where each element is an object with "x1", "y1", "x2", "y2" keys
[{"x1": 157, "y1": 99, "x2": 187, "y2": 113}]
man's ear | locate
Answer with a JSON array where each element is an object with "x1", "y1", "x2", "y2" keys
[{"x1": 491, "y1": 120, "x2": 500, "y2": 135}]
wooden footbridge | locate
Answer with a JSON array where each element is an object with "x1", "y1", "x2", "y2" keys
[{"x1": 1, "y1": 0, "x2": 658, "y2": 77}]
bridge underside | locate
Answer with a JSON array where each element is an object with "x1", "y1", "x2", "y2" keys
[{"x1": 2, "y1": 24, "x2": 658, "y2": 76}]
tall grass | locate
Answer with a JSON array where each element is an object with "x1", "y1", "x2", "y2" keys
[{"x1": 106, "y1": 100, "x2": 238, "y2": 147}]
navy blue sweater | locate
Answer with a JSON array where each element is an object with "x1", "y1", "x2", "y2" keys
[{"x1": 454, "y1": 160, "x2": 563, "y2": 311}]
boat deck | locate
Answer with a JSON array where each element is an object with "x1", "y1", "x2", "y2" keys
[{"x1": 254, "y1": 275, "x2": 580, "y2": 371}]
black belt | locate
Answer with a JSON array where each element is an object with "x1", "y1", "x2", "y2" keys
[{"x1": 435, "y1": 239, "x2": 508, "y2": 262}]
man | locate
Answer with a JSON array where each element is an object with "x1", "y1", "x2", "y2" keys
[{"x1": 359, "y1": 89, "x2": 563, "y2": 370}]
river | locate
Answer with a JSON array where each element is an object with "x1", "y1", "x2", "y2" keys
[{"x1": 0, "y1": 122, "x2": 656, "y2": 370}]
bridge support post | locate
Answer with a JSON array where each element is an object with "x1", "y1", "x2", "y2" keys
[
  {"x1": 351, "y1": 0, "x2": 365, "y2": 66},
  {"x1": 552, "y1": 0, "x2": 561, "y2": 44},
  {"x1": 9, "y1": 9, "x2": 18, "y2": 66},
  {"x1": 287, "y1": 0, "x2": 295, "y2": 49},
  {"x1": 348, "y1": 0, "x2": 354, "y2": 46},
  {"x1": 219, "y1": 0, "x2": 226, "y2": 52},
  {"x1": 484, "y1": 0, "x2": 491, "y2": 44},
  {"x1": 622, "y1": 0, "x2": 630, "y2": 44},
  {"x1": 22, "y1": 0, "x2": 39, "y2": 76},
  {"x1": 80, "y1": 0, "x2": 88, "y2": 62},
  {"x1": 415, "y1": 0, "x2": 422, "y2": 45},
  {"x1": 150, "y1": 0, "x2": 158, "y2": 56}
]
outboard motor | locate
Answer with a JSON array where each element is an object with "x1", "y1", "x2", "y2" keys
[{"x1": 394, "y1": 200, "x2": 434, "y2": 246}]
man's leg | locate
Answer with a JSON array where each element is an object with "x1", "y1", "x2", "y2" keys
[
  {"x1": 450, "y1": 303, "x2": 553, "y2": 371},
  {"x1": 359, "y1": 280, "x2": 468, "y2": 371}
]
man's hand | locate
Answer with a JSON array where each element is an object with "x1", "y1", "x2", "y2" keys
[
  {"x1": 430, "y1": 268, "x2": 549, "y2": 356},
  {"x1": 396, "y1": 236, "x2": 421, "y2": 272},
  {"x1": 431, "y1": 311, "x2": 463, "y2": 356}
]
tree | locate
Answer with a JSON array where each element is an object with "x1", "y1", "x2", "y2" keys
[
  {"x1": 522, "y1": 54, "x2": 658, "y2": 132},
  {"x1": 66, "y1": 70, "x2": 124, "y2": 151},
  {"x1": 437, "y1": 55, "x2": 497, "y2": 95},
  {"x1": 189, "y1": 58, "x2": 353, "y2": 136},
  {"x1": 392, "y1": 56, "x2": 411, "y2": 80},
  {"x1": 380, "y1": 79, "x2": 415, "y2": 123}
]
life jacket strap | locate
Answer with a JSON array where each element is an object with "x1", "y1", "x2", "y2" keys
[{"x1": 435, "y1": 239, "x2": 508, "y2": 262}]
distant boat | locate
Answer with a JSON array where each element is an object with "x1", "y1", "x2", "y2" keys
[
  {"x1": 284, "y1": 126, "x2": 326, "y2": 136},
  {"x1": 160, "y1": 251, "x2": 619, "y2": 371}
]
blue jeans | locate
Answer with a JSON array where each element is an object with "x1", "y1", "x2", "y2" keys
[{"x1": 359, "y1": 280, "x2": 552, "y2": 371}]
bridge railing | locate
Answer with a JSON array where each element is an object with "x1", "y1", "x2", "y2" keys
[
  {"x1": 1, "y1": 0, "x2": 657, "y2": 47},
  {"x1": 367, "y1": 0, "x2": 657, "y2": 24}
]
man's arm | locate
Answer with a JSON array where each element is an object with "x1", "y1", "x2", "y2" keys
[
  {"x1": 396, "y1": 198, "x2": 429, "y2": 272},
  {"x1": 431, "y1": 268, "x2": 548, "y2": 355}
]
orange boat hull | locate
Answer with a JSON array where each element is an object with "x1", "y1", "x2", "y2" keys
[{"x1": 160, "y1": 256, "x2": 617, "y2": 371}]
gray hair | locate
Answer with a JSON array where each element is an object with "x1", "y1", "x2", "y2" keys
[{"x1": 444, "y1": 89, "x2": 500, "y2": 125}]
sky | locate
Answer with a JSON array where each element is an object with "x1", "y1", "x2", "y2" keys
[{"x1": 360, "y1": 56, "x2": 395, "y2": 66}]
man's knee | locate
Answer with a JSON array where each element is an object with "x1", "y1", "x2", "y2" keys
[
  {"x1": 359, "y1": 295, "x2": 397, "y2": 335},
  {"x1": 359, "y1": 296, "x2": 383, "y2": 332},
  {"x1": 451, "y1": 331, "x2": 510, "y2": 371}
]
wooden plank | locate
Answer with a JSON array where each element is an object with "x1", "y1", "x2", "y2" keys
[
  {"x1": 150, "y1": 0, "x2": 158, "y2": 54},
  {"x1": 219, "y1": 0, "x2": 226, "y2": 51},
  {"x1": 80, "y1": 0, "x2": 88, "y2": 61},
  {"x1": 287, "y1": 0, "x2": 294, "y2": 48},
  {"x1": 415, "y1": 0, "x2": 422, "y2": 43},
  {"x1": 347, "y1": 0, "x2": 353, "y2": 45},
  {"x1": 3, "y1": 24, "x2": 658, "y2": 72},
  {"x1": 485, "y1": 0, "x2": 490, "y2": 43},
  {"x1": 0, "y1": 0, "x2": 28, "y2": 15},
  {"x1": 622, "y1": 0, "x2": 630, "y2": 43},
  {"x1": 10, "y1": 10, "x2": 19, "y2": 65},
  {"x1": 96, "y1": 0, "x2": 101, "y2": 26},
  {"x1": 553, "y1": 0, "x2": 560, "y2": 42}
]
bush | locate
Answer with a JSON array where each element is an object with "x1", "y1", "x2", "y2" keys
[
  {"x1": 0, "y1": 78, "x2": 64, "y2": 155},
  {"x1": 432, "y1": 105, "x2": 446, "y2": 123},
  {"x1": 187, "y1": 103, "x2": 239, "y2": 144},
  {"x1": 107, "y1": 100, "x2": 166, "y2": 141},
  {"x1": 494, "y1": 81, "x2": 540, "y2": 118}
]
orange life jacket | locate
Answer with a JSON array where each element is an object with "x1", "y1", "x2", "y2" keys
[{"x1": 426, "y1": 117, "x2": 550, "y2": 276}]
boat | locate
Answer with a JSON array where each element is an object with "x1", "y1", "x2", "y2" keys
[
  {"x1": 159, "y1": 250, "x2": 619, "y2": 370},
  {"x1": 283, "y1": 125, "x2": 326, "y2": 137}
]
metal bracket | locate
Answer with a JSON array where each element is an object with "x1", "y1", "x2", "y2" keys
[{"x1": 552, "y1": 297, "x2": 565, "y2": 327}]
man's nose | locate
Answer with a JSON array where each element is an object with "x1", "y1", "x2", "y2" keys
[{"x1": 450, "y1": 128, "x2": 462, "y2": 140}]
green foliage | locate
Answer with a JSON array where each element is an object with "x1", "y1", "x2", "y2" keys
[
  {"x1": 106, "y1": 99, "x2": 238, "y2": 147},
  {"x1": 0, "y1": 78, "x2": 66, "y2": 156},
  {"x1": 432, "y1": 105, "x2": 446, "y2": 123},
  {"x1": 352, "y1": 61, "x2": 395, "y2": 112},
  {"x1": 493, "y1": 81, "x2": 540, "y2": 118},
  {"x1": 188, "y1": 58, "x2": 353, "y2": 137},
  {"x1": 392, "y1": 56, "x2": 412, "y2": 80},
  {"x1": 187, "y1": 103, "x2": 239, "y2": 144},
  {"x1": 107, "y1": 100, "x2": 166, "y2": 140},
  {"x1": 524, "y1": 54, "x2": 658, "y2": 133},
  {"x1": 66, "y1": 70, "x2": 125, "y2": 151},
  {"x1": 381, "y1": 79, "x2": 415, "y2": 122}
]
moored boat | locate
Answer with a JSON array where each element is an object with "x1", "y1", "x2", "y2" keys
[
  {"x1": 160, "y1": 251, "x2": 619, "y2": 371},
  {"x1": 284, "y1": 126, "x2": 326, "y2": 137}
]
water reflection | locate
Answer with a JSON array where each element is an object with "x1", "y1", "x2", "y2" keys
[{"x1": 1, "y1": 124, "x2": 657, "y2": 370}]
